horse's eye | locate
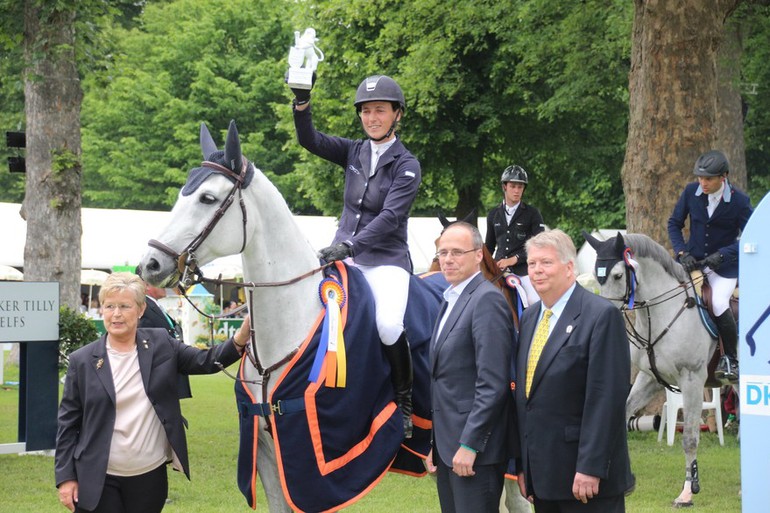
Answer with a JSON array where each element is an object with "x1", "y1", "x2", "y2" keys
[
  {"x1": 200, "y1": 193, "x2": 217, "y2": 205},
  {"x1": 613, "y1": 272, "x2": 624, "y2": 281}
]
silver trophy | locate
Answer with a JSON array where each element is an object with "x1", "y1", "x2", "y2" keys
[{"x1": 287, "y1": 28, "x2": 324, "y2": 90}]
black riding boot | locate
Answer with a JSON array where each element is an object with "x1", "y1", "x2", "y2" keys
[
  {"x1": 714, "y1": 310, "x2": 739, "y2": 384},
  {"x1": 383, "y1": 333, "x2": 414, "y2": 439}
]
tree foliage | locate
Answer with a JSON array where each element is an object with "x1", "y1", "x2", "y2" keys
[{"x1": 1, "y1": 0, "x2": 767, "y2": 245}]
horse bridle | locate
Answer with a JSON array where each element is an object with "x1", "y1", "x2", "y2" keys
[
  {"x1": 148, "y1": 160, "x2": 249, "y2": 284},
  {"x1": 146, "y1": 159, "x2": 330, "y2": 430},
  {"x1": 611, "y1": 262, "x2": 702, "y2": 393},
  {"x1": 610, "y1": 259, "x2": 704, "y2": 393}
]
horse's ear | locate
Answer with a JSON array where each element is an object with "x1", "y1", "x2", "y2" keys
[
  {"x1": 200, "y1": 123, "x2": 218, "y2": 159},
  {"x1": 614, "y1": 232, "x2": 625, "y2": 254},
  {"x1": 224, "y1": 119, "x2": 243, "y2": 172},
  {"x1": 461, "y1": 208, "x2": 477, "y2": 224},
  {"x1": 438, "y1": 212, "x2": 450, "y2": 228},
  {"x1": 582, "y1": 230, "x2": 601, "y2": 251}
]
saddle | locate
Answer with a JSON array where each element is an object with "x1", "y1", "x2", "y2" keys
[{"x1": 694, "y1": 271, "x2": 739, "y2": 388}]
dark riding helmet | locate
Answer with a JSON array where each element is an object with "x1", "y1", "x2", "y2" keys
[
  {"x1": 354, "y1": 75, "x2": 405, "y2": 112},
  {"x1": 693, "y1": 150, "x2": 729, "y2": 177},
  {"x1": 501, "y1": 165, "x2": 528, "y2": 185}
]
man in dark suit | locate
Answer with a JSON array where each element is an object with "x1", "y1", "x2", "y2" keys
[
  {"x1": 514, "y1": 229, "x2": 634, "y2": 512},
  {"x1": 140, "y1": 282, "x2": 193, "y2": 399},
  {"x1": 425, "y1": 221, "x2": 515, "y2": 512}
]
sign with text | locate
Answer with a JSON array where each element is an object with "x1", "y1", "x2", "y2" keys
[
  {"x1": 0, "y1": 282, "x2": 59, "y2": 342},
  {"x1": 740, "y1": 191, "x2": 770, "y2": 513}
]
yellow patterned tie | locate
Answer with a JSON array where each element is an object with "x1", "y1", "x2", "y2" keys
[{"x1": 526, "y1": 309, "x2": 553, "y2": 397}]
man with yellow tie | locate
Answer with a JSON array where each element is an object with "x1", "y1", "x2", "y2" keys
[{"x1": 513, "y1": 229, "x2": 634, "y2": 512}]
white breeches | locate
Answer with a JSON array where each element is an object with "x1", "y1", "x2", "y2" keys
[
  {"x1": 356, "y1": 264, "x2": 410, "y2": 345},
  {"x1": 704, "y1": 268, "x2": 737, "y2": 316},
  {"x1": 516, "y1": 274, "x2": 540, "y2": 308}
]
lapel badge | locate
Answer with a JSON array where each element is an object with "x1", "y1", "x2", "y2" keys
[
  {"x1": 566, "y1": 325, "x2": 573, "y2": 334},
  {"x1": 96, "y1": 358, "x2": 104, "y2": 370},
  {"x1": 142, "y1": 339, "x2": 149, "y2": 349}
]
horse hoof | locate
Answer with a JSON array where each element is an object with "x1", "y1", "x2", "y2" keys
[{"x1": 672, "y1": 500, "x2": 694, "y2": 508}]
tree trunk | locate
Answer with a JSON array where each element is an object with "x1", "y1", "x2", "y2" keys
[
  {"x1": 622, "y1": 0, "x2": 742, "y2": 248},
  {"x1": 716, "y1": 17, "x2": 748, "y2": 189},
  {"x1": 21, "y1": 2, "x2": 83, "y2": 311}
]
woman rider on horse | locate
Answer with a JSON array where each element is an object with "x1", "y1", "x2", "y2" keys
[{"x1": 290, "y1": 74, "x2": 421, "y2": 437}]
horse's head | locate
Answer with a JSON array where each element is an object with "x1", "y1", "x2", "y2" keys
[
  {"x1": 139, "y1": 120, "x2": 255, "y2": 288},
  {"x1": 582, "y1": 230, "x2": 635, "y2": 301}
]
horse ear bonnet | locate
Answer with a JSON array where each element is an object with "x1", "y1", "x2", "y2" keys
[
  {"x1": 583, "y1": 231, "x2": 625, "y2": 285},
  {"x1": 182, "y1": 120, "x2": 255, "y2": 196}
]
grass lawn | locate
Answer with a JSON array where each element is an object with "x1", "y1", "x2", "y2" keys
[{"x1": 0, "y1": 357, "x2": 741, "y2": 512}]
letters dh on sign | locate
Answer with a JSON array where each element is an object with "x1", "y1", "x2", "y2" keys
[
  {"x1": 739, "y1": 191, "x2": 770, "y2": 512},
  {"x1": 0, "y1": 282, "x2": 59, "y2": 454}
]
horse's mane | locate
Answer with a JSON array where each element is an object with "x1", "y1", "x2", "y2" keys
[{"x1": 623, "y1": 233, "x2": 687, "y2": 282}]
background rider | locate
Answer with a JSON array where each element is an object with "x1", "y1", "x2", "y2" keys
[
  {"x1": 667, "y1": 149, "x2": 753, "y2": 384},
  {"x1": 485, "y1": 165, "x2": 545, "y2": 307}
]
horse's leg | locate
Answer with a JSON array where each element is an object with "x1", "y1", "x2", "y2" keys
[
  {"x1": 672, "y1": 371, "x2": 706, "y2": 507},
  {"x1": 625, "y1": 371, "x2": 660, "y2": 420},
  {"x1": 256, "y1": 418, "x2": 292, "y2": 513}
]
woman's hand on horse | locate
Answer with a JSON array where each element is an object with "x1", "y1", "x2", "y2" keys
[
  {"x1": 233, "y1": 315, "x2": 251, "y2": 349},
  {"x1": 318, "y1": 243, "x2": 352, "y2": 262}
]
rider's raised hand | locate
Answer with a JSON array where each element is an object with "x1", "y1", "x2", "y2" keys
[
  {"x1": 285, "y1": 71, "x2": 316, "y2": 106},
  {"x1": 678, "y1": 252, "x2": 697, "y2": 273},
  {"x1": 701, "y1": 251, "x2": 723, "y2": 270}
]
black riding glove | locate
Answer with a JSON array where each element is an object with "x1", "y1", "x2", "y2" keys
[
  {"x1": 702, "y1": 251, "x2": 723, "y2": 270},
  {"x1": 679, "y1": 252, "x2": 697, "y2": 273},
  {"x1": 285, "y1": 71, "x2": 316, "y2": 105},
  {"x1": 318, "y1": 243, "x2": 352, "y2": 262}
]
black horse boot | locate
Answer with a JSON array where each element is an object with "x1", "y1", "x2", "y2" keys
[
  {"x1": 714, "y1": 310, "x2": 739, "y2": 384},
  {"x1": 383, "y1": 332, "x2": 414, "y2": 439}
]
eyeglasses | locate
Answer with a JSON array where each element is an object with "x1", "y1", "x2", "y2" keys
[
  {"x1": 102, "y1": 303, "x2": 136, "y2": 313},
  {"x1": 435, "y1": 248, "x2": 479, "y2": 259}
]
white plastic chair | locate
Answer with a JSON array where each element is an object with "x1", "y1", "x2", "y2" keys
[{"x1": 658, "y1": 387, "x2": 724, "y2": 446}]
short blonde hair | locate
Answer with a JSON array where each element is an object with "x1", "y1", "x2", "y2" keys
[
  {"x1": 98, "y1": 272, "x2": 146, "y2": 307},
  {"x1": 525, "y1": 229, "x2": 576, "y2": 265}
]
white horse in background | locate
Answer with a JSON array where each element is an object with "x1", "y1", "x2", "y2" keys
[{"x1": 584, "y1": 231, "x2": 718, "y2": 507}]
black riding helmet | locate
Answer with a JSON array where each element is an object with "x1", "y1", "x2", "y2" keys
[
  {"x1": 354, "y1": 75, "x2": 406, "y2": 113},
  {"x1": 354, "y1": 75, "x2": 405, "y2": 142},
  {"x1": 693, "y1": 150, "x2": 729, "y2": 177},
  {"x1": 501, "y1": 165, "x2": 528, "y2": 186}
]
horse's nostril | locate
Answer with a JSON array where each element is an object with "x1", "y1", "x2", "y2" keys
[{"x1": 147, "y1": 259, "x2": 160, "y2": 272}]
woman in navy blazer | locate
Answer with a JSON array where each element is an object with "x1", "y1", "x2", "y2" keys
[{"x1": 55, "y1": 273, "x2": 249, "y2": 512}]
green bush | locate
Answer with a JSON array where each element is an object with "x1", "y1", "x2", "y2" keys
[{"x1": 58, "y1": 306, "x2": 99, "y2": 368}]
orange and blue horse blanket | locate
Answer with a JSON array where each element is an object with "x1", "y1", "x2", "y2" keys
[{"x1": 235, "y1": 262, "x2": 445, "y2": 511}]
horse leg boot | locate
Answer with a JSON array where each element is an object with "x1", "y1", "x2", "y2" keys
[
  {"x1": 714, "y1": 311, "x2": 739, "y2": 384},
  {"x1": 383, "y1": 332, "x2": 413, "y2": 439}
]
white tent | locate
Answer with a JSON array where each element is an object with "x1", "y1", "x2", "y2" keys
[{"x1": 1, "y1": 202, "x2": 470, "y2": 274}]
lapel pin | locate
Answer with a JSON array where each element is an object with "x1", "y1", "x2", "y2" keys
[
  {"x1": 142, "y1": 339, "x2": 149, "y2": 349},
  {"x1": 566, "y1": 325, "x2": 573, "y2": 334},
  {"x1": 96, "y1": 358, "x2": 103, "y2": 370}
]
